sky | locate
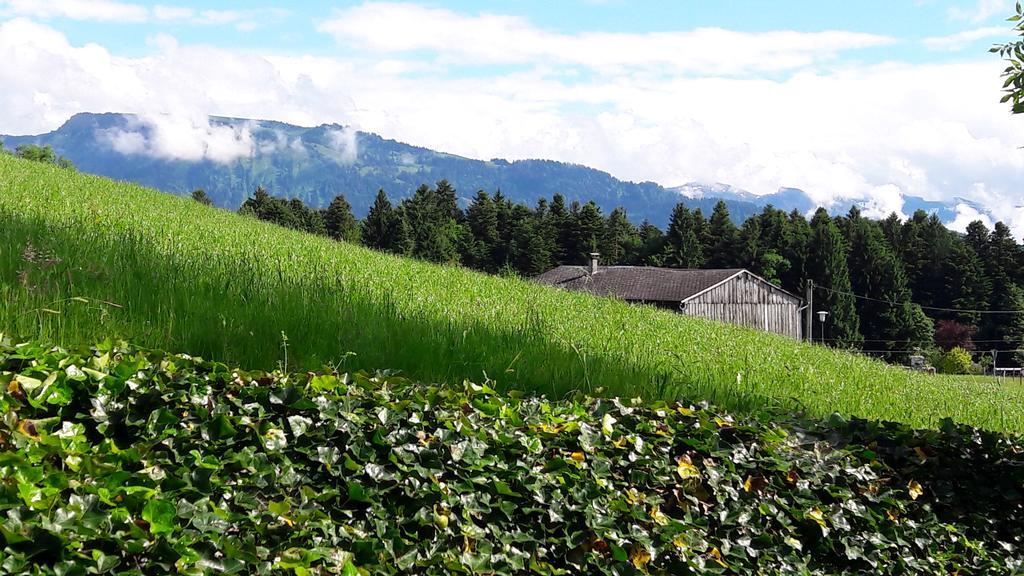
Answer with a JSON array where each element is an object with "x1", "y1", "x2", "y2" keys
[{"x1": 1, "y1": 0, "x2": 1023, "y2": 234}]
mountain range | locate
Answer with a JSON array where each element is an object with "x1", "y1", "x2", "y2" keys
[{"x1": 1, "y1": 112, "x2": 990, "y2": 228}]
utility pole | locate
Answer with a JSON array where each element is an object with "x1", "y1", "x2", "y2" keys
[{"x1": 805, "y1": 280, "x2": 814, "y2": 343}]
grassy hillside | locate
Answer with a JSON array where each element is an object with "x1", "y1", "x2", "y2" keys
[{"x1": 1, "y1": 155, "x2": 1023, "y2": 431}]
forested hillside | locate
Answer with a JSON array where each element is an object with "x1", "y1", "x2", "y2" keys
[
  {"x1": 237, "y1": 182, "x2": 1024, "y2": 366},
  {"x1": 0, "y1": 113, "x2": 706, "y2": 226},
  {"x1": 1, "y1": 112, "x2": 990, "y2": 229}
]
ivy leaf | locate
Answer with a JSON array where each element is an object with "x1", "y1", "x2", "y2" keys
[
  {"x1": 601, "y1": 413, "x2": 616, "y2": 436},
  {"x1": 676, "y1": 455, "x2": 700, "y2": 479},
  {"x1": 494, "y1": 480, "x2": 521, "y2": 497},
  {"x1": 287, "y1": 415, "x2": 313, "y2": 438},
  {"x1": 908, "y1": 480, "x2": 924, "y2": 501},
  {"x1": 92, "y1": 550, "x2": 120, "y2": 574},
  {"x1": 264, "y1": 428, "x2": 287, "y2": 451},
  {"x1": 142, "y1": 499, "x2": 176, "y2": 535},
  {"x1": 209, "y1": 414, "x2": 237, "y2": 440}
]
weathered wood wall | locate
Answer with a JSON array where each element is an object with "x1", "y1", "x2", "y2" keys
[{"x1": 679, "y1": 272, "x2": 802, "y2": 339}]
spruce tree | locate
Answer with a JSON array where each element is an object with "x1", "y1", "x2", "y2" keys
[
  {"x1": 573, "y1": 202, "x2": 605, "y2": 264},
  {"x1": 692, "y1": 208, "x2": 710, "y2": 257},
  {"x1": 736, "y1": 217, "x2": 762, "y2": 270},
  {"x1": 879, "y1": 212, "x2": 903, "y2": 255},
  {"x1": 507, "y1": 204, "x2": 550, "y2": 276},
  {"x1": 662, "y1": 204, "x2": 705, "y2": 268},
  {"x1": 780, "y1": 209, "x2": 812, "y2": 294},
  {"x1": 532, "y1": 198, "x2": 558, "y2": 272},
  {"x1": 289, "y1": 198, "x2": 326, "y2": 236},
  {"x1": 964, "y1": 220, "x2": 991, "y2": 259},
  {"x1": 987, "y1": 222, "x2": 1020, "y2": 282},
  {"x1": 465, "y1": 191, "x2": 500, "y2": 272},
  {"x1": 982, "y1": 223, "x2": 1024, "y2": 358},
  {"x1": 944, "y1": 239, "x2": 991, "y2": 326},
  {"x1": 402, "y1": 184, "x2": 461, "y2": 264},
  {"x1": 637, "y1": 220, "x2": 666, "y2": 266},
  {"x1": 240, "y1": 186, "x2": 271, "y2": 216},
  {"x1": 600, "y1": 207, "x2": 639, "y2": 265},
  {"x1": 897, "y1": 211, "x2": 952, "y2": 310},
  {"x1": 707, "y1": 201, "x2": 739, "y2": 268},
  {"x1": 492, "y1": 192, "x2": 513, "y2": 268},
  {"x1": 846, "y1": 215, "x2": 928, "y2": 359},
  {"x1": 548, "y1": 194, "x2": 572, "y2": 265},
  {"x1": 191, "y1": 189, "x2": 213, "y2": 206},
  {"x1": 434, "y1": 180, "x2": 463, "y2": 222},
  {"x1": 809, "y1": 209, "x2": 861, "y2": 347},
  {"x1": 361, "y1": 189, "x2": 397, "y2": 251},
  {"x1": 324, "y1": 194, "x2": 360, "y2": 243},
  {"x1": 758, "y1": 206, "x2": 790, "y2": 253},
  {"x1": 391, "y1": 205, "x2": 414, "y2": 256}
]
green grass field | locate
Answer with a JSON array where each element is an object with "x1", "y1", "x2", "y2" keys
[{"x1": 2, "y1": 154, "x2": 1023, "y2": 431}]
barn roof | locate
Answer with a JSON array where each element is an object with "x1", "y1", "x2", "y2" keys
[{"x1": 534, "y1": 266, "x2": 758, "y2": 303}]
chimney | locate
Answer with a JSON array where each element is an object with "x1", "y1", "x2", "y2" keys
[{"x1": 589, "y1": 252, "x2": 600, "y2": 274}]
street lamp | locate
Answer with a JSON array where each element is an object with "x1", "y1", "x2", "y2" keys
[{"x1": 816, "y1": 310, "x2": 829, "y2": 344}]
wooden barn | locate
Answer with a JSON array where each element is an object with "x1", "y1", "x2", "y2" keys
[{"x1": 535, "y1": 254, "x2": 804, "y2": 339}]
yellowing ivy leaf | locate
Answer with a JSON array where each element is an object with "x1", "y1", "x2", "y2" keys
[
  {"x1": 908, "y1": 480, "x2": 924, "y2": 501},
  {"x1": 16, "y1": 419, "x2": 39, "y2": 438},
  {"x1": 601, "y1": 413, "x2": 616, "y2": 436},
  {"x1": 433, "y1": 508, "x2": 450, "y2": 530},
  {"x1": 708, "y1": 547, "x2": 728, "y2": 568},
  {"x1": 629, "y1": 545, "x2": 651, "y2": 570},
  {"x1": 626, "y1": 488, "x2": 643, "y2": 505},
  {"x1": 806, "y1": 507, "x2": 826, "y2": 528},
  {"x1": 676, "y1": 456, "x2": 700, "y2": 480},
  {"x1": 743, "y1": 475, "x2": 767, "y2": 493},
  {"x1": 649, "y1": 505, "x2": 669, "y2": 526},
  {"x1": 671, "y1": 533, "x2": 690, "y2": 553},
  {"x1": 570, "y1": 451, "x2": 585, "y2": 463}
]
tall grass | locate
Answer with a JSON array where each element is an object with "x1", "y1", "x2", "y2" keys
[{"x1": 2, "y1": 155, "x2": 1023, "y2": 431}]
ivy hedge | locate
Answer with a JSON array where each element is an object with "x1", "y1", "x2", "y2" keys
[{"x1": 1, "y1": 338, "x2": 1023, "y2": 575}]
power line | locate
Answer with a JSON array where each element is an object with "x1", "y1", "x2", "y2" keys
[
  {"x1": 815, "y1": 285, "x2": 1024, "y2": 315},
  {"x1": 856, "y1": 349, "x2": 1024, "y2": 354}
]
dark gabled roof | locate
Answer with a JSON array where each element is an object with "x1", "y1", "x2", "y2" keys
[{"x1": 534, "y1": 266, "x2": 750, "y2": 303}]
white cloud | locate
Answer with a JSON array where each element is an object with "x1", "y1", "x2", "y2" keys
[
  {"x1": 859, "y1": 185, "x2": 908, "y2": 220},
  {"x1": 103, "y1": 127, "x2": 147, "y2": 154},
  {"x1": 923, "y1": 26, "x2": 1007, "y2": 50},
  {"x1": 0, "y1": 0, "x2": 147, "y2": 22},
  {"x1": 948, "y1": 0, "x2": 1009, "y2": 23},
  {"x1": 101, "y1": 114, "x2": 256, "y2": 163},
  {"x1": 949, "y1": 199, "x2": 996, "y2": 231},
  {"x1": 152, "y1": 5, "x2": 192, "y2": 21},
  {"x1": 1, "y1": 1, "x2": 286, "y2": 30},
  {"x1": 1, "y1": 14, "x2": 1023, "y2": 236},
  {"x1": 188, "y1": 8, "x2": 289, "y2": 31},
  {"x1": 257, "y1": 130, "x2": 307, "y2": 156},
  {"x1": 317, "y1": 2, "x2": 895, "y2": 76},
  {"x1": 325, "y1": 127, "x2": 358, "y2": 164}
]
